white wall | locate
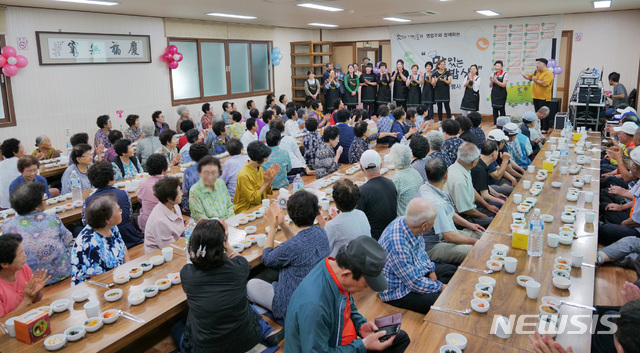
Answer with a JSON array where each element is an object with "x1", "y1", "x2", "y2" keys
[{"x1": 1, "y1": 7, "x2": 315, "y2": 150}]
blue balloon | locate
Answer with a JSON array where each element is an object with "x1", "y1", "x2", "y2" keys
[
  {"x1": 271, "y1": 53, "x2": 278, "y2": 60},
  {"x1": 277, "y1": 53, "x2": 283, "y2": 60},
  {"x1": 273, "y1": 47, "x2": 281, "y2": 54},
  {"x1": 273, "y1": 59, "x2": 280, "y2": 66}
]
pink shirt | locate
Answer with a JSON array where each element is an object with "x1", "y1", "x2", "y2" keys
[
  {"x1": 136, "y1": 175, "x2": 164, "y2": 232},
  {"x1": 0, "y1": 265, "x2": 33, "y2": 318},
  {"x1": 144, "y1": 203, "x2": 185, "y2": 254}
]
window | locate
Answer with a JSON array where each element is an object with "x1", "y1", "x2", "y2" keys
[
  {"x1": 168, "y1": 38, "x2": 273, "y2": 105},
  {"x1": 0, "y1": 36, "x2": 16, "y2": 128}
]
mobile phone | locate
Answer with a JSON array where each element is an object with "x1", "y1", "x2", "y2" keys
[{"x1": 377, "y1": 324, "x2": 400, "y2": 342}]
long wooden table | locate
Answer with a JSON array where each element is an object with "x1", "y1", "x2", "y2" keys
[{"x1": 424, "y1": 131, "x2": 602, "y2": 352}]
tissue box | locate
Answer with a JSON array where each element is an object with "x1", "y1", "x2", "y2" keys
[
  {"x1": 542, "y1": 161, "x2": 554, "y2": 173},
  {"x1": 512, "y1": 228, "x2": 529, "y2": 250},
  {"x1": 573, "y1": 133, "x2": 582, "y2": 141},
  {"x1": 15, "y1": 309, "x2": 51, "y2": 344}
]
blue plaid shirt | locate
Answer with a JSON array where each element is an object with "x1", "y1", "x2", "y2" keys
[
  {"x1": 442, "y1": 137, "x2": 464, "y2": 165},
  {"x1": 181, "y1": 163, "x2": 200, "y2": 213},
  {"x1": 378, "y1": 217, "x2": 442, "y2": 302},
  {"x1": 376, "y1": 115, "x2": 394, "y2": 133}
]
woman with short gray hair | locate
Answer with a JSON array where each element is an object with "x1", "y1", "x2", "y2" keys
[
  {"x1": 425, "y1": 130, "x2": 452, "y2": 166},
  {"x1": 176, "y1": 105, "x2": 194, "y2": 134},
  {"x1": 390, "y1": 144, "x2": 424, "y2": 216},
  {"x1": 136, "y1": 122, "x2": 163, "y2": 169}
]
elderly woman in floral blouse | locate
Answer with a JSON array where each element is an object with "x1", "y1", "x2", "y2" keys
[
  {"x1": 1, "y1": 183, "x2": 73, "y2": 285},
  {"x1": 94, "y1": 115, "x2": 112, "y2": 151},
  {"x1": 31, "y1": 135, "x2": 61, "y2": 161},
  {"x1": 124, "y1": 114, "x2": 144, "y2": 142},
  {"x1": 156, "y1": 129, "x2": 182, "y2": 167},
  {"x1": 189, "y1": 156, "x2": 235, "y2": 221},
  {"x1": 313, "y1": 126, "x2": 342, "y2": 179},
  {"x1": 349, "y1": 120, "x2": 397, "y2": 164}
]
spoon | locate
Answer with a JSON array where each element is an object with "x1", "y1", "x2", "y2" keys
[
  {"x1": 430, "y1": 306, "x2": 472, "y2": 317},
  {"x1": 458, "y1": 266, "x2": 494, "y2": 274}
]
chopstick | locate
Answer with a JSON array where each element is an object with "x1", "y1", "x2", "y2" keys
[
  {"x1": 121, "y1": 311, "x2": 146, "y2": 324},
  {"x1": 171, "y1": 244, "x2": 186, "y2": 251},
  {"x1": 87, "y1": 280, "x2": 111, "y2": 288}
]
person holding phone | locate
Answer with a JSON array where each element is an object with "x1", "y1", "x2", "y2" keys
[{"x1": 285, "y1": 236, "x2": 411, "y2": 352}]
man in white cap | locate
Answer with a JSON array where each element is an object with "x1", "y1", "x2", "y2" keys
[
  {"x1": 356, "y1": 150, "x2": 398, "y2": 240},
  {"x1": 602, "y1": 121, "x2": 639, "y2": 175},
  {"x1": 503, "y1": 122, "x2": 532, "y2": 168},
  {"x1": 521, "y1": 111, "x2": 541, "y2": 157},
  {"x1": 487, "y1": 129, "x2": 520, "y2": 186}
]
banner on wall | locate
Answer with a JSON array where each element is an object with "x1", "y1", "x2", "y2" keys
[{"x1": 390, "y1": 15, "x2": 563, "y2": 117}]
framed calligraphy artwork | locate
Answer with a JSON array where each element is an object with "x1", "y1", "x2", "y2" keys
[{"x1": 36, "y1": 32, "x2": 151, "y2": 65}]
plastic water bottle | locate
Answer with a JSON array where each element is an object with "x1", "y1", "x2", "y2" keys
[
  {"x1": 527, "y1": 208, "x2": 544, "y2": 257},
  {"x1": 292, "y1": 174, "x2": 304, "y2": 192},
  {"x1": 66, "y1": 141, "x2": 72, "y2": 157},
  {"x1": 184, "y1": 218, "x2": 196, "y2": 263},
  {"x1": 70, "y1": 170, "x2": 83, "y2": 202},
  {"x1": 559, "y1": 142, "x2": 570, "y2": 169},
  {"x1": 401, "y1": 136, "x2": 409, "y2": 146}
]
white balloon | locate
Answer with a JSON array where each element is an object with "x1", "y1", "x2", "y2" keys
[
  {"x1": 173, "y1": 54, "x2": 180, "y2": 61},
  {"x1": 6, "y1": 56, "x2": 16, "y2": 65}
]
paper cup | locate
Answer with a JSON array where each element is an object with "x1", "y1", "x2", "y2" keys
[
  {"x1": 571, "y1": 252, "x2": 583, "y2": 268},
  {"x1": 84, "y1": 300, "x2": 100, "y2": 318},
  {"x1": 560, "y1": 166, "x2": 568, "y2": 175},
  {"x1": 513, "y1": 193, "x2": 523, "y2": 204},
  {"x1": 585, "y1": 192, "x2": 594, "y2": 203},
  {"x1": 504, "y1": 257, "x2": 517, "y2": 273},
  {"x1": 262, "y1": 199, "x2": 270, "y2": 208},
  {"x1": 256, "y1": 234, "x2": 267, "y2": 247},
  {"x1": 526, "y1": 281, "x2": 541, "y2": 299},
  {"x1": 545, "y1": 151, "x2": 551, "y2": 158},
  {"x1": 162, "y1": 247, "x2": 174, "y2": 262},
  {"x1": 528, "y1": 166, "x2": 535, "y2": 173},
  {"x1": 585, "y1": 211, "x2": 596, "y2": 223},
  {"x1": 522, "y1": 180, "x2": 531, "y2": 189},
  {"x1": 547, "y1": 233, "x2": 559, "y2": 248},
  {"x1": 584, "y1": 174, "x2": 592, "y2": 183},
  {"x1": 5, "y1": 317, "x2": 16, "y2": 337},
  {"x1": 550, "y1": 144, "x2": 557, "y2": 151},
  {"x1": 320, "y1": 198, "x2": 330, "y2": 211}
]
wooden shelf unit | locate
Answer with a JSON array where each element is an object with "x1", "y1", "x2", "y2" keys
[{"x1": 290, "y1": 41, "x2": 333, "y2": 103}]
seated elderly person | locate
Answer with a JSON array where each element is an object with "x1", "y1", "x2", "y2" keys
[
  {"x1": 112, "y1": 139, "x2": 143, "y2": 181},
  {"x1": 418, "y1": 157, "x2": 483, "y2": 264},
  {"x1": 71, "y1": 194, "x2": 130, "y2": 285},
  {"x1": 424, "y1": 130, "x2": 452, "y2": 166},
  {"x1": 503, "y1": 122, "x2": 532, "y2": 168},
  {"x1": 156, "y1": 129, "x2": 182, "y2": 167},
  {"x1": 0, "y1": 138, "x2": 25, "y2": 209},
  {"x1": 2, "y1": 183, "x2": 73, "y2": 285},
  {"x1": 123, "y1": 114, "x2": 143, "y2": 142},
  {"x1": 485, "y1": 129, "x2": 519, "y2": 188},
  {"x1": 233, "y1": 141, "x2": 279, "y2": 214},
  {"x1": 179, "y1": 129, "x2": 201, "y2": 164},
  {"x1": 144, "y1": 177, "x2": 184, "y2": 254},
  {"x1": 177, "y1": 120, "x2": 195, "y2": 152},
  {"x1": 390, "y1": 144, "x2": 424, "y2": 216},
  {"x1": 31, "y1": 135, "x2": 61, "y2": 161},
  {"x1": 269, "y1": 118, "x2": 314, "y2": 177},
  {"x1": 104, "y1": 130, "x2": 123, "y2": 163},
  {"x1": 153, "y1": 110, "x2": 170, "y2": 136},
  {"x1": 83, "y1": 161, "x2": 142, "y2": 248},
  {"x1": 378, "y1": 198, "x2": 457, "y2": 314},
  {"x1": 520, "y1": 111, "x2": 541, "y2": 157},
  {"x1": 261, "y1": 130, "x2": 292, "y2": 189},
  {"x1": 314, "y1": 126, "x2": 342, "y2": 179},
  {"x1": 409, "y1": 134, "x2": 430, "y2": 182},
  {"x1": 136, "y1": 122, "x2": 163, "y2": 169},
  {"x1": 444, "y1": 142, "x2": 498, "y2": 229},
  {"x1": 318, "y1": 179, "x2": 371, "y2": 257},
  {"x1": 357, "y1": 150, "x2": 398, "y2": 240},
  {"x1": 207, "y1": 121, "x2": 229, "y2": 155},
  {"x1": 0, "y1": 234, "x2": 50, "y2": 318},
  {"x1": 220, "y1": 139, "x2": 249, "y2": 200},
  {"x1": 303, "y1": 118, "x2": 323, "y2": 168},
  {"x1": 247, "y1": 191, "x2": 330, "y2": 319},
  {"x1": 441, "y1": 119, "x2": 464, "y2": 164},
  {"x1": 468, "y1": 112, "x2": 486, "y2": 148},
  {"x1": 457, "y1": 116, "x2": 478, "y2": 147},
  {"x1": 349, "y1": 120, "x2": 397, "y2": 164},
  {"x1": 228, "y1": 111, "x2": 246, "y2": 140},
  {"x1": 471, "y1": 140, "x2": 510, "y2": 203},
  {"x1": 9, "y1": 155, "x2": 59, "y2": 198},
  {"x1": 240, "y1": 117, "x2": 258, "y2": 150},
  {"x1": 61, "y1": 143, "x2": 93, "y2": 194},
  {"x1": 181, "y1": 142, "x2": 210, "y2": 214},
  {"x1": 189, "y1": 156, "x2": 235, "y2": 221},
  {"x1": 94, "y1": 114, "x2": 112, "y2": 150},
  {"x1": 137, "y1": 154, "x2": 168, "y2": 232},
  {"x1": 175, "y1": 105, "x2": 193, "y2": 134}
]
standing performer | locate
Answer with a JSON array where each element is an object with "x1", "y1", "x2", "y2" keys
[
  {"x1": 520, "y1": 58, "x2": 554, "y2": 134},
  {"x1": 323, "y1": 70, "x2": 341, "y2": 114},
  {"x1": 343, "y1": 64, "x2": 360, "y2": 111},
  {"x1": 489, "y1": 60, "x2": 508, "y2": 126},
  {"x1": 460, "y1": 64, "x2": 481, "y2": 116},
  {"x1": 377, "y1": 62, "x2": 392, "y2": 109},
  {"x1": 421, "y1": 62, "x2": 435, "y2": 121},
  {"x1": 391, "y1": 59, "x2": 409, "y2": 110},
  {"x1": 304, "y1": 71, "x2": 320, "y2": 103},
  {"x1": 431, "y1": 59, "x2": 452, "y2": 121},
  {"x1": 360, "y1": 63, "x2": 378, "y2": 117},
  {"x1": 406, "y1": 64, "x2": 423, "y2": 108}
]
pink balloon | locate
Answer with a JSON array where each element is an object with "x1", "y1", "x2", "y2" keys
[
  {"x1": 15, "y1": 55, "x2": 27, "y2": 68},
  {"x1": 173, "y1": 53, "x2": 183, "y2": 62},
  {"x1": 2, "y1": 64, "x2": 18, "y2": 77},
  {"x1": 162, "y1": 52, "x2": 174, "y2": 62},
  {"x1": 167, "y1": 45, "x2": 178, "y2": 54},
  {"x1": 168, "y1": 61, "x2": 179, "y2": 69},
  {"x1": 0, "y1": 55, "x2": 6, "y2": 68},
  {"x1": 1, "y1": 46, "x2": 16, "y2": 58}
]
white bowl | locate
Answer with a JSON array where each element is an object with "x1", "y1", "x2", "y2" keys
[
  {"x1": 150, "y1": 255, "x2": 165, "y2": 266},
  {"x1": 104, "y1": 288, "x2": 122, "y2": 302},
  {"x1": 555, "y1": 257, "x2": 572, "y2": 267},
  {"x1": 239, "y1": 240, "x2": 252, "y2": 248},
  {"x1": 561, "y1": 214, "x2": 575, "y2": 223},
  {"x1": 470, "y1": 298, "x2": 490, "y2": 313},
  {"x1": 155, "y1": 279, "x2": 172, "y2": 290},
  {"x1": 558, "y1": 235, "x2": 573, "y2": 245},
  {"x1": 486, "y1": 260, "x2": 503, "y2": 271},
  {"x1": 238, "y1": 217, "x2": 249, "y2": 225},
  {"x1": 490, "y1": 255, "x2": 506, "y2": 264},
  {"x1": 44, "y1": 334, "x2": 67, "y2": 351},
  {"x1": 246, "y1": 214, "x2": 256, "y2": 221},
  {"x1": 440, "y1": 346, "x2": 462, "y2": 353},
  {"x1": 72, "y1": 290, "x2": 90, "y2": 303},
  {"x1": 554, "y1": 263, "x2": 571, "y2": 272},
  {"x1": 473, "y1": 290, "x2": 493, "y2": 303},
  {"x1": 541, "y1": 296, "x2": 562, "y2": 307},
  {"x1": 491, "y1": 249, "x2": 507, "y2": 257},
  {"x1": 51, "y1": 299, "x2": 70, "y2": 313},
  {"x1": 530, "y1": 188, "x2": 542, "y2": 196},
  {"x1": 517, "y1": 275, "x2": 534, "y2": 287},
  {"x1": 253, "y1": 211, "x2": 264, "y2": 218},
  {"x1": 128, "y1": 292, "x2": 146, "y2": 306},
  {"x1": 232, "y1": 244, "x2": 244, "y2": 253},
  {"x1": 100, "y1": 309, "x2": 121, "y2": 324},
  {"x1": 129, "y1": 266, "x2": 144, "y2": 278},
  {"x1": 63, "y1": 203, "x2": 74, "y2": 210},
  {"x1": 38, "y1": 305, "x2": 53, "y2": 317},
  {"x1": 536, "y1": 174, "x2": 547, "y2": 181},
  {"x1": 139, "y1": 261, "x2": 153, "y2": 272},
  {"x1": 46, "y1": 199, "x2": 57, "y2": 206},
  {"x1": 573, "y1": 181, "x2": 584, "y2": 188},
  {"x1": 168, "y1": 272, "x2": 181, "y2": 285},
  {"x1": 83, "y1": 317, "x2": 103, "y2": 333},
  {"x1": 540, "y1": 304, "x2": 560, "y2": 316},
  {"x1": 476, "y1": 282, "x2": 494, "y2": 294},
  {"x1": 551, "y1": 182, "x2": 562, "y2": 188},
  {"x1": 541, "y1": 214, "x2": 554, "y2": 223},
  {"x1": 552, "y1": 269, "x2": 571, "y2": 279},
  {"x1": 566, "y1": 194, "x2": 579, "y2": 202},
  {"x1": 478, "y1": 276, "x2": 496, "y2": 287},
  {"x1": 53, "y1": 206, "x2": 64, "y2": 213},
  {"x1": 245, "y1": 226, "x2": 257, "y2": 234},
  {"x1": 143, "y1": 285, "x2": 159, "y2": 298},
  {"x1": 113, "y1": 272, "x2": 130, "y2": 284},
  {"x1": 445, "y1": 333, "x2": 467, "y2": 350},
  {"x1": 553, "y1": 277, "x2": 571, "y2": 290},
  {"x1": 64, "y1": 325, "x2": 85, "y2": 342}
]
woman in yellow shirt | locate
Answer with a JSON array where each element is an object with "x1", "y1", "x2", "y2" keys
[{"x1": 233, "y1": 141, "x2": 279, "y2": 214}]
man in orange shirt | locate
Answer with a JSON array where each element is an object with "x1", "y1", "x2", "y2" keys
[{"x1": 521, "y1": 58, "x2": 554, "y2": 133}]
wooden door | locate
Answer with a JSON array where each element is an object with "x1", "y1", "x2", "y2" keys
[{"x1": 557, "y1": 30, "x2": 573, "y2": 112}]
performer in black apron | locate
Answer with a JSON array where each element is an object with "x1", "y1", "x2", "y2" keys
[
  {"x1": 324, "y1": 70, "x2": 340, "y2": 113},
  {"x1": 391, "y1": 59, "x2": 409, "y2": 110},
  {"x1": 460, "y1": 64, "x2": 480, "y2": 116},
  {"x1": 304, "y1": 70, "x2": 320, "y2": 103},
  {"x1": 359, "y1": 64, "x2": 378, "y2": 117},
  {"x1": 343, "y1": 64, "x2": 360, "y2": 110},
  {"x1": 377, "y1": 62, "x2": 392, "y2": 107},
  {"x1": 421, "y1": 61, "x2": 435, "y2": 121},
  {"x1": 490, "y1": 60, "x2": 508, "y2": 125},
  {"x1": 431, "y1": 59, "x2": 452, "y2": 121},
  {"x1": 406, "y1": 64, "x2": 422, "y2": 108}
]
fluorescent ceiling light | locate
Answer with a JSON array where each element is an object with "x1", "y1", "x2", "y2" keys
[
  {"x1": 593, "y1": 0, "x2": 611, "y2": 8},
  {"x1": 476, "y1": 10, "x2": 500, "y2": 16},
  {"x1": 206, "y1": 12, "x2": 257, "y2": 19},
  {"x1": 54, "y1": 0, "x2": 119, "y2": 5},
  {"x1": 297, "y1": 3, "x2": 344, "y2": 12},
  {"x1": 308, "y1": 22, "x2": 339, "y2": 28},
  {"x1": 383, "y1": 17, "x2": 412, "y2": 23}
]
